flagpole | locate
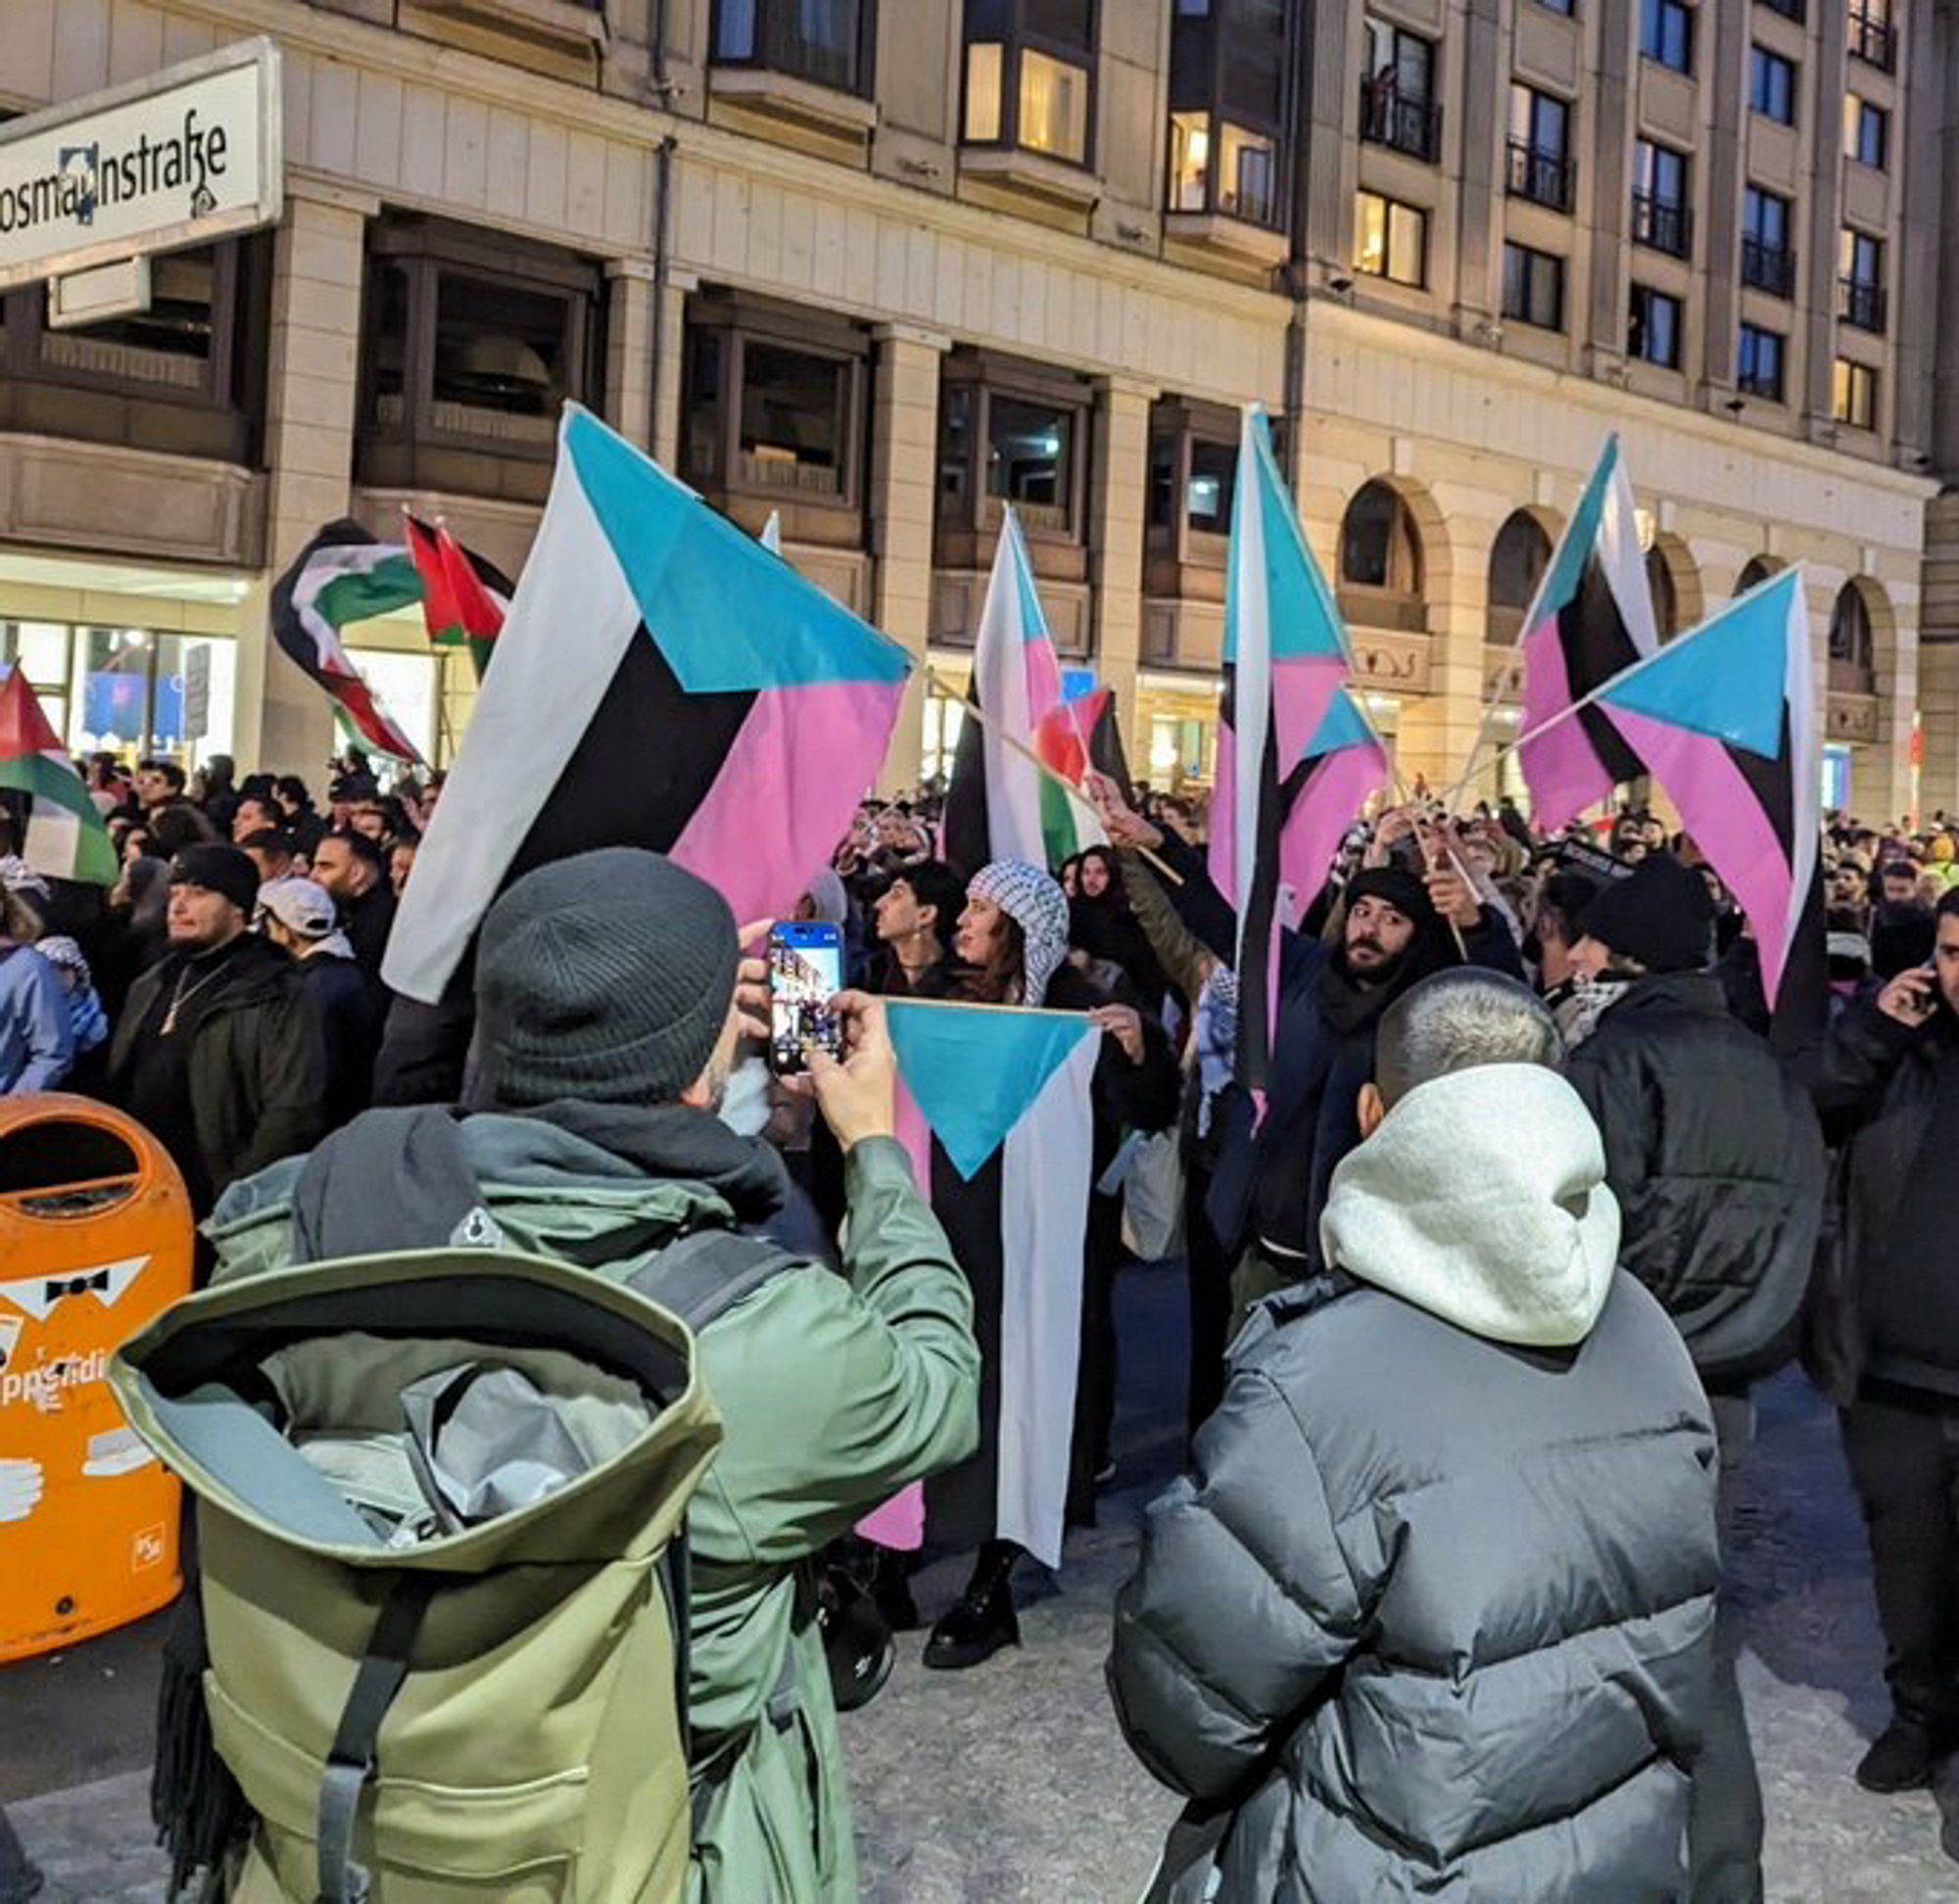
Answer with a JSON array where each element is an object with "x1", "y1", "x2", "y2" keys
[{"x1": 927, "y1": 668, "x2": 1186, "y2": 887}]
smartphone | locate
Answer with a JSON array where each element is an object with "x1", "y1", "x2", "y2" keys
[{"x1": 769, "y1": 923, "x2": 844, "y2": 1075}]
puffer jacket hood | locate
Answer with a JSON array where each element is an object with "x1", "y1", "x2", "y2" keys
[{"x1": 1320, "y1": 1064, "x2": 1619, "y2": 1348}]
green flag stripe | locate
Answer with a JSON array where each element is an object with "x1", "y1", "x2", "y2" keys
[
  {"x1": 1037, "y1": 773, "x2": 1081, "y2": 871},
  {"x1": 314, "y1": 553, "x2": 423, "y2": 631}
]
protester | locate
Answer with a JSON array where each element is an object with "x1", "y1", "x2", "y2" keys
[
  {"x1": 0, "y1": 880, "x2": 72, "y2": 1096},
  {"x1": 191, "y1": 753, "x2": 239, "y2": 836},
  {"x1": 229, "y1": 793, "x2": 282, "y2": 844},
  {"x1": 206, "y1": 847, "x2": 980, "y2": 1902},
  {"x1": 105, "y1": 845, "x2": 325, "y2": 1220},
  {"x1": 31, "y1": 934, "x2": 109, "y2": 1092},
  {"x1": 865, "y1": 859, "x2": 966, "y2": 998},
  {"x1": 1068, "y1": 844, "x2": 1171, "y2": 1012},
  {"x1": 388, "y1": 835, "x2": 418, "y2": 898},
  {"x1": 236, "y1": 828, "x2": 295, "y2": 888},
  {"x1": 256, "y1": 876, "x2": 380, "y2": 1131},
  {"x1": 1810, "y1": 888, "x2": 1959, "y2": 1802},
  {"x1": 310, "y1": 829, "x2": 396, "y2": 989},
  {"x1": 134, "y1": 757, "x2": 191, "y2": 820},
  {"x1": 923, "y1": 858, "x2": 1178, "y2": 1670},
  {"x1": 271, "y1": 774, "x2": 325, "y2": 858},
  {"x1": 1561, "y1": 849, "x2": 1825, "y2": 1904},
  {"x1": 1109, "y1": 970, "x2": 1720, "y2": 1900}
]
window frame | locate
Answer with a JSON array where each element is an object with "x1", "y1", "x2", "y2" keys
[
  {"x1": 1748, "y1": 45, "x2": 1797, "y2": 125},
  {"x1": 1844, "y1": 94, "x2": 1889, "y2": 169},
  {"x1": 1502, "y1": 240, "x2": 1566, "y2": 331},
  {"x1": 1832, "y1": 357, "x2": 1878, "y2": 431},
  {"x1": 961, "y1": 0, "x2": 1100, "y2": 167},
  {"x1": 1737, "y1": 322, "x2": 1787, "y2": 402},
  {"x1": 1741, "y1": 185, "x2": 1797, "y2": 297},
  {"x1": 1166, "y1": 0, "x2": 1295, "y2": 230},
  {"x1": 710, "y1": 0, "x2": 880, "y2": 99},
  {"x1": 1353, "y1": 189, "x2": 1429, "y2": 289},
  {"x1": 1360, "y1": 18, "x2": 1443, "y2": 163},
  {"x1": 1632, "y1": 139, "x2": 1693, "y2": 259},
  {"x1": 1638, "y1": 0, "x2": 1694, "y2": 74},
  {"x1": 1847, "y1": 1, "x2": 1895, "y2": 72},
  {"x1": 1628, "y1": 283, "x2": 1684, "y2": 369},
  {"x1": 1506, "y1": 84, "x2": 1576, "y2": 212},
  {"x1": 936, "y1": 348, "x2": 1094, "y2": 555}
]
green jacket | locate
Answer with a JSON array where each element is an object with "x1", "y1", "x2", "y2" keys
[{"x1": 208, "y1": 1105, "x2": 980, "y2": 1902}]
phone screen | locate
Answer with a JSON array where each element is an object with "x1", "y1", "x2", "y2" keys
[{"x1": 769, "y1": 925, "x2": 844, "y2": 1074}]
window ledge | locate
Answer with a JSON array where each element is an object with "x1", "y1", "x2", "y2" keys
[
  {"x1": 959, "y1": 146, "x2": 1099, "y2": 211},
  {"x1": 1163, "y1": 212, "x2": 1288, "y2": 269},
  {"x1": 710, "y1": 67, "x2": 877, "y2": 139},
  {"x1": 407, "y1": 0, "x2": 606, "y2": 50}
]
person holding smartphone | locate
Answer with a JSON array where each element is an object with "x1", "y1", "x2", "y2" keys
[{"x1": 1812, "y1": 887, "x2": 1959, "y2": 1813}]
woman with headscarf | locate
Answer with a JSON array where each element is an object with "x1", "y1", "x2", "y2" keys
[
  {"x1": 1068, "y1": 844, "x2": 1171, "y2": 1014},
  {"x1": 922, "y1": 860, "x2": 1180, "y2": 1670}
]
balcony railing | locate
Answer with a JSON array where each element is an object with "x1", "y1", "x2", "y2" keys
[
  {"x1": 1847, "y1": 7, "x2": 1895, "y2": 71},
  {"x1": 1506, "y1": 139, "x2": 1575, "y2": 212},
  {"x1": 1840, "y1": 275, "x2": 1888, "y2": 333},
  {"x1": 1742, "y1": 238, "x2": 1796, "y2": 297},
  {"x1": 1632, "y1": 192, "x2": 1693, "y2": 259},
  {"x1": 1360, "y1": 79, "x2": 1443, "y2": 162}
]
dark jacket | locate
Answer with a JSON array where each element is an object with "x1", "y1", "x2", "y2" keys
[
  {"x1": 1110, "y1": 1063, "x2": 1720, "y2": 1902},
  {"x1": 1564, "y1": 971, "x2": 1825, "y2": 1386},
  {"x1": 1809, "y1": 1000, "x2": 1959, "y2": 1401},
  {"x1": 294, "y1": 952, "x2": 382, "y2": 1130},
  {"x1": 107, "y1": 936, "x2": 327, "y2": 1206},
  {"x1": 342, "y1": 881, "x2": 398, "y2": 987}
]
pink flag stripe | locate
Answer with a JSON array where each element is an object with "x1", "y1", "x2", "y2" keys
[
  {"x1": 1269, "y1": 655, "x2": 1350, "y2": 785},
  {"x1": 671, "y1": 678, "x2": 905, "y2": 928},
  {"x1": 1520, "y1": 616, "x2": 1615, "y2": 832},
  {"x1": 1208, "y1": 723, "x2": 1238, "y2": 908},
  {"x1": 1279, "y1": 741, "x2": 1388, "y2": 914},
  {"x1": 1603, "y1": 705, "x2": 1797, "y2": 1004}
]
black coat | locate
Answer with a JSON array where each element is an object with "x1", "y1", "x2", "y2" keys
[
  {"x1": 1564, "y1": 972, "x2": 1825, "y2": 1386},
  {"x1": 296, "y1": 953, "x2": 382, "y2": 1131},
  {"x1": 1808, "y1": 1001, "x2": 1959, "y2": 1402}
]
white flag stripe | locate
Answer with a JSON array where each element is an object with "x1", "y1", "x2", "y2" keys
[
  {"x1": 973, "y1": 512, "x2": 1048, "y2": 868},
  {"x1": 1599, "y1": 452, "x2": 1661, "y2": 662}
]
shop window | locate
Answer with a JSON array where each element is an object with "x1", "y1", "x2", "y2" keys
[
  {"x1": 1487, "y1": 511, "x2": 1552, "y2": 643},
  {"x1": 989, "y1": 396, "x2": 1072, "y2": 524},
  {"x1": 2, "y1": 623, "x2": 238, "y2": 771},
  {"x1": 713, "y1": 0, "x2": 876, "y2": 95},
  {"x1": 962, "y1": 0, "x2": 1096, "y2": 164},
  {"x1": 1829, "y1": 583, "x2": 1877, "y2": 691},
  {"x1": 1339, "y1": 481, "x2": 1426, "y2": 632},
  {"x1": 1167, "y1": 0, "x2": 1291, "y2": 227},
  {"x1": 1502, "y1": 242, "x2": 1565, "y2": 330},
  {"x1": 358, "y1": 216, "x2": 603, "y2": 503},
  {"x1": 1355, "y1": 191, "x2": 1428, "y2": 288}
]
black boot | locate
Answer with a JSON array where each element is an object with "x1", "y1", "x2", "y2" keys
[
  {"x1": 923, "y1": 1541, "x2": 1021, "y2": 1670},
  {"x1": 869, "y1": 1545, "x2": 921, "y2": 1633},
  {"x1": 1857, "y1": 1715, "x2": 1952, "y2": 1793}
]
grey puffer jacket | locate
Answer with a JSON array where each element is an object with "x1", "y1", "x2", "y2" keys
[{"x1": 1109, "y1": 1066, "x2": 1720, "y2": 1902}]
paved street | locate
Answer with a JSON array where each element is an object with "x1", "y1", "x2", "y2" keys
[{"x1": 8, "y1": 1261, "x2": 1959, "y2": 1901}]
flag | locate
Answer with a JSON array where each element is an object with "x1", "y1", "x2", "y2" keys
[
  {"x1": 864, "y1": 998, "x2": 1101, "y2": 1570},
  {"x1": 1517, "y1": 436, "x2": 1660, "y2": 831},
  {"x1": 1212, "y1": 408, "x2": 1349, "y2": 1107},
  {"x1": 943, "y1": 508, "x2": 1104, "y2": 876},
  {"x1": 402, "y1": 512, "x2": 512, "y2": 682},
  {"x1": 1595, "y1": 567, "x2": 1821, "y2": 1018},
  {"x1": 0, "y1": 671, "x2": 117, "y2": 885},
  {"x1": 759, "y1": 510, "x2": 783, "y2": 555},
  {"x1": 1281, "y1": 690, "x2": 1390, "y2": 915},
  {"x1": 269, "y1": 522, "x2": 431, "y2": 765},
  {"x1": 384, "y1": 405, "x2": 912, "y2": 1005}
]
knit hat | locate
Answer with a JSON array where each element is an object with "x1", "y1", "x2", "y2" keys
[
  {"x1": 1578, "y1": 852, "x2": 1714, "y2": 975},
  {"x1": 969, "y1": 859, "x2": 1069, "y2": 1006},
  {"x1": 474, "y1": 848, "x2": 739, "y2": 1111},
  {"x1": 168, "y1": 843, "x2": 259, "y2": 916},
  {"x1": 1343, "y1": 866, "x2": 1439, "y2": 930}
]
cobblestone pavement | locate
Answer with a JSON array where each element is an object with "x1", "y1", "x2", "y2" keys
[{"x1": 9, "y1": 1263, "x2": 1959, "y2": 1901}]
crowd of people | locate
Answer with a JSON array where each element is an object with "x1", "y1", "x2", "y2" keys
[{"x1": 4, "y1": 745, "x2": 1959, "y2": 1901}]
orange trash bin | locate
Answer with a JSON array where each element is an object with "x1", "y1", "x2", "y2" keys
[{"x1": 0, "y1": 1093, "x2": 193, "y2": 1662}]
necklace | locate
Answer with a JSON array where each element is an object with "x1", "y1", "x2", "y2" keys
[{"x1": 160, "y1": 956, "x2": 232, "y2": 1036}]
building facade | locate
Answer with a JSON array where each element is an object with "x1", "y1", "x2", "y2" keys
[{"x1": 0, "y1": 0, "x2": 1951, "y2": 820}]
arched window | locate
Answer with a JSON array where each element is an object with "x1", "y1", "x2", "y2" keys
[
  {"x1": 1735, "y1": 554, "x2": 1776, "y2": 595},
  {"x1": 1829, "y1": 583, "x2": 1876, "y2": 692},
  {"x1": 1487, "y1": 510, "x2": 1553, "y2": 643},
  {"x1": 1339, "y1": 480, "x2": 1426, "y2": 630},
  {"x1": 1647, "y1": 546, "x2": 1679, "y2": 641}
]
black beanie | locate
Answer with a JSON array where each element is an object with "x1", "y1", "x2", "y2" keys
[
  {"x1": 1344, "y1": 865, "x2": 1438, "y2": 930},
  {"x1": 1578, "y1": 853, "x2": 1715, "y2": 975},
  {"x1": 168, "y1": 843, "x2": 259, "y2": 916},
  {"x1": 474, "y1": 848, "x2": 740, "y2": 1111}
]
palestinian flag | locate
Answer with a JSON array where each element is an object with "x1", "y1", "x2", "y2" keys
[
  {"x1": 384, "y1": 405, "x2": 911, "y2": 1005},
  {"x1": 1518, "y1": 436, "x2": 1660, "y2": 830},
  {"x1": 402, "y1": 513, "x2": 513, "y2": 682},
  {"x1": 269, "y1": 523, "x2": 429, "y2": 765},
  {"x1": 0, "y1": 670, "x2": 117, "y2": 885},
  {"x1": 1596, "y1": 566, "x2": 1825, "y2": 1050},
  {"x1": 857, "y1": 997, "x2": 1102, "y2": 1569},
  {"x1": 1213, "y1": 409, "x2": 1348, "y2": 1109},
  {"x1": 943, "y1": 507, "x2": 1107, "y2": 877}
]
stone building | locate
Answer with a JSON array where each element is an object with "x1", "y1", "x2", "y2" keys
[{"x1": 0, "y1": 0, "x2": 1951, "y2": 818}]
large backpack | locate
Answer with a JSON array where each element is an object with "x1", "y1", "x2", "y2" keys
[{"x1": 111, "y1": 1221, "x2": 791, "y2": 1904}]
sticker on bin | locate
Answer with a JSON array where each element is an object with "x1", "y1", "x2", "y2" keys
[
  {"x1": 0, "y1": 1257, "x2": 149, "y2": 1323},
  {"x1": 130, "y1": 1523, "x2": 167, "y2": 1571}
]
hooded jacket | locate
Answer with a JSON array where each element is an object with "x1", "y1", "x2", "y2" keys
[
  {"x1": 208, "y1": 1103, "x2": 979, "y2": 1904},
  {"x1": 1110, "y1": 1065, "x2": 1720, "y2": 1902},
  {"x1": 1563, "y1": 971, "x2": 1826, "y2": 1385}
]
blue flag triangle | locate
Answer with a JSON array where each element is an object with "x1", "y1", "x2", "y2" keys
[
  {"x1": 1304, "y1": 690, "x2": 1372, "y2": 760},
  {"x1": 1598, "y1": 569, "x2": 1795, "y2": 757},
  {"x1": 886, "y1": 1001, "x2": 1096, "y2": 1181}
]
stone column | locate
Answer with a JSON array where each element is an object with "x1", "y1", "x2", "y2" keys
[
  {"x1": 650, "y1": 266, "x2": 697, "y2": 474},
  {"x1": 868, "y1": 323, "x2": 949, "y2": 791},
  {"x1": 1091, "y1": 375, "x2": 1158, "y2": 767},
  {"x1": 1919, "y1": 494, "x2": 1959, "y2": 815},
  {"x1": 604, "y1": 259, "x2": 657, "y2": 451},
  {"x1": 235, "y1": 180, "x2": 374, "y2": 780}
]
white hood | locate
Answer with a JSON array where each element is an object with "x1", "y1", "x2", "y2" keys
[{"x1": 1318, "y1": 1064, "x2": 1619, "y2": 1349}]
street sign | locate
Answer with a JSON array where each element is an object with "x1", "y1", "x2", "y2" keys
[{"x1": 0, "y1": 37, "x2": 282, "y2": 293}]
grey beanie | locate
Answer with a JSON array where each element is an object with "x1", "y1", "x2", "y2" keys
[{"x1": 474, "y1": 848, "x2": 739, "y2": 1110}]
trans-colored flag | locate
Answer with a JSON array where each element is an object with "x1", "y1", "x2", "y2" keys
[
  {"x1": 384, "y1": 405, "x2": 913, "y2": 1004},
  {"x1": 0, "y1": 670, "x2": 117, "y2": 885},
  {"x1": 759, "y1": 510, "x2": 783, "y2": 555},
  {"x1": 1518, "y1": 436, "x2": 1660, "y2": 830},
  {"x1": 1596, "y1": 567, "x2": 1820, "y2": 1013},
  {"x1": 942, "y1": 508, "x2": 1106, "y2": 875},
  {"x1": 1213, "y1": 408, "x2": 1349, "y2": 1106},
  {"x1": 402, "y1": 511, "x2": 512, "y2": 682},
  {"x1": 859, "y1": 998, "x2": 1101, "y2": 1570},
  {"x1": 1280, "y1": 690, "x2": 1390, "y2": 915}
]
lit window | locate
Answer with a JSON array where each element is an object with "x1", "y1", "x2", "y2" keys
[
  {"x1": 1843, "y1": 94, "x2": 1888, "y2": 168},
  {"x1": 1354, "y1": 191, "x2": 1427, "y2": 288},
  {"x1": 1833, "y1": 357, "x2": 1877, "y2": 430}
]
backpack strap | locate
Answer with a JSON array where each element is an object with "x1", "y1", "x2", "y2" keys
[
  {"x1": 622, "y1": 1228, "x2": 801, "y2": 1335},
  {"x1": 315, "y1": 1572, "x2": 439, "y2": 1904}
]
